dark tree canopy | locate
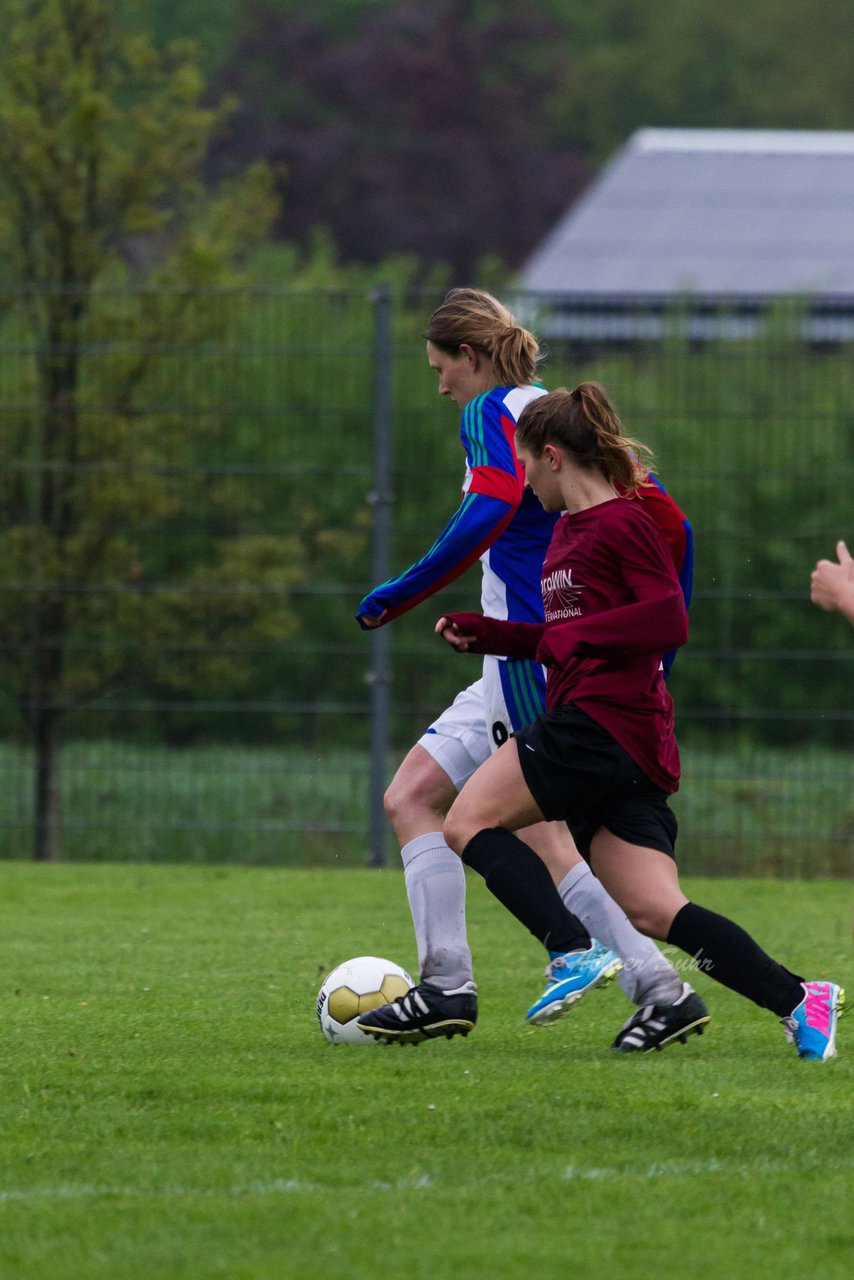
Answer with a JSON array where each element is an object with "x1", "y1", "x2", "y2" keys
[
  {"x1": 209, "y1": 1, "x2": 590, "y2": 277},
  {"x1": 200, "y1": 0, "x2": 854, "y2": 277}
]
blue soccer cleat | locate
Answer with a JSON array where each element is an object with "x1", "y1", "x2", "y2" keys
[
  {"x1": 526, "y1": 940, "x2": 623, "y2": 1026},
  {"x1": 782, "y1": 981, "x2": 845, "y2": 1061}
]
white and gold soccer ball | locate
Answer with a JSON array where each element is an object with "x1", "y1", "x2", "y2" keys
[{"x1": 316, "y1": 955, "x2": 413, "y2": 1044}]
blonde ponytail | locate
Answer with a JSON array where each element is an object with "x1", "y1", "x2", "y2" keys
[{"x1": 425, "y1": 288, "x2": 540, "y2": 386}]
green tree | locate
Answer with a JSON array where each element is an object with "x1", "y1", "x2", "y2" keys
[
  {"x1": 539, "y1": 0, "x2": 854, "y2": 160},
  {"x1": 0, "y1": 0, "x2": 282, "y2": 858}
]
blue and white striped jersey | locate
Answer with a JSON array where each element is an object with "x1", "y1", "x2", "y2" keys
[{"x1": 357, "y1": 385, "x2": 552, "y2": 628}]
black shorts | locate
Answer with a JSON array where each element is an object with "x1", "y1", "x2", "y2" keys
[{"x1": 514, "y1": 704, "x2": 678, "y2": 863}]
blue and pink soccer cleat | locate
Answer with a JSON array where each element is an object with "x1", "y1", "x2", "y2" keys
[{"x1": 782, "y1": 981, "x2": 846, "y2": 1060}]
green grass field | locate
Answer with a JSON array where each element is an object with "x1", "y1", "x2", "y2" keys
[{"x1": 0, "y1": 865, "x2": 851, "y2": 1280}]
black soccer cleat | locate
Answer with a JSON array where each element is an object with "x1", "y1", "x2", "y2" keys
[
  {"x1": 610, "y1": 983, "x2": 710, "y2": 1053},
  {"x1": 357, "y1": 980, "x2": 478, "y2": 1046}
]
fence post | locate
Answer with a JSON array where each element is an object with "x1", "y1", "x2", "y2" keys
[{"x1": 367, "y1": 283, "x2": 394, "y2": 866}]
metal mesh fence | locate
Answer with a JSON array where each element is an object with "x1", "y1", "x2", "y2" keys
[{"x1": 0, "y1": 286, "x2": 851, "y2": 873}]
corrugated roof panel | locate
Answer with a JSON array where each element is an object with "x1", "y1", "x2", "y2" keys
[{"x1": 520, "y1": 129, "x2": 854, "y2": 296}]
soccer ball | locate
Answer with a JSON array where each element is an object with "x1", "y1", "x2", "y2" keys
[{"x1": 316, "y1": 955, "x2": 413, "y2": 1045}]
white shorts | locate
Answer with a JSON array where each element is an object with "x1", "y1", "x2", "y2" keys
[{"x1": 418, "y1": 654, "x2": 546, "y2": 792}]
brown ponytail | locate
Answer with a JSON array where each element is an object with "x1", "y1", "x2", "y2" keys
[
  {"x1": 425, "y1": 287, "x2": 540, "y2": 386},
  {"x1": 515, "y1": 383, "x2": 652, "y2": 492}
]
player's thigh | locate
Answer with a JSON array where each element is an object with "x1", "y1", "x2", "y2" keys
[
  {"x1": 384, "y1": 681, "x2": 494, "y2": 843},
  {"x1": 589, "y1": 830, "x2": 688, "y2": 939},
  {"x1": 444, "y1": 740, "x2": 545, "y2": 852},
  {"x1": 523, "y1": 820, "x2": 584, "y2": 882},
  {"x1": 385, "y1": 743, "x2": 458, "y2": 816},
  {"x1": 484, "y1": 660, "x2": 582, "y2": 876},
  {"x1": 416, "y1": 677, "x2": 492, "y2": 790}
]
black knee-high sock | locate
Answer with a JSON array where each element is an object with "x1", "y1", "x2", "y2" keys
[
  {"x1": 667, "y1": 902, "x2": 804, "y2": 1017},
  {"x1": 462, "y1": 827, "x2": 591, "y2": 954}
]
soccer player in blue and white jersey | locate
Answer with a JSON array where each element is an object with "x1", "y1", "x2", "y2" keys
[{"x1": 356, "y1": 288, "x2": 707, "y2": 1051}]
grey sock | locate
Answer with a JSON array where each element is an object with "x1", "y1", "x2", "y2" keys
[
  {"x1": 558, "y1": 862, "x2": 683, "y2": 1006},
  {"x1": 402, "y1": 832, "x2": 473, "y2": 989}
]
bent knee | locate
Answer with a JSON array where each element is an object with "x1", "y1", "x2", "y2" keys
[
  {"x1": 382, "y1": 754, "x2": 456, "y2": 838},
  {"x1": 382, "y1": 775, "x2": 411, "y2": 827},
  {"x1": 443, "y1": 800, "x2": 491, "y2": 859},
  {"x1": 623, "y1": 905, "x2": 672, "y2": 941},
  {"x1": 442, "y1": 816, "x2": 472, "y2": 858},
  {"x1": 442, "y1": 810, "x2": 466, "y2": 856}
]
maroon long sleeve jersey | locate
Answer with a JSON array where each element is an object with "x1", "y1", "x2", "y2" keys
[{"x1": 444, "y1": 497, "x2": 689, "y2": 793}]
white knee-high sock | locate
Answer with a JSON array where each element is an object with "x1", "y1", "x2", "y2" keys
[
  {"x1": 558, "y1": 862, "x2": 683, "y2": 1006},
  {"x1": 402, "y1": 832, "x2": 474, "y2": 989}
]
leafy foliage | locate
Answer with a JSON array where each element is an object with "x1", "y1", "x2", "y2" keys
[
  {"x1": 198, "y1": 0, "x2": 854, "y2": 275},
  {"x1": 0, "y1": 1, "x2": 283, "y2": 854},
  {"x1": 209, "y1": 0, "x2": 589, "y2": 276}
]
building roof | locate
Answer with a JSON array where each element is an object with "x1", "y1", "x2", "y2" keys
[{"x1": 519, "y1": 128, "x2": 854, "y2": 297}]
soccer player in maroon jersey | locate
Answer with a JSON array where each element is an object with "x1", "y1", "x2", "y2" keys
[
  {"x1": 357, "y1": 289, "x2": 707, "y2": 1051},
  {"x1": 436, "y1": 383, "x2": 844, "y2": 1060}
]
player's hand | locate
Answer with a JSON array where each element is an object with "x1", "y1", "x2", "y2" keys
[
  {"x1": 358, "y1": 611, "x2": 387, "y2": 629},
  {"x1": 435, "y1": 615, "x2": 477, "y2": 652},
  {"x1": 810, "y1": 540, "x2": 854, "y2": 614}
]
